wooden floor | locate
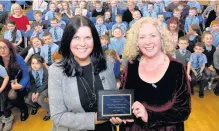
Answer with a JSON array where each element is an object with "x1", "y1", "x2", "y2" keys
[{"x1": 10, "y1": 87, "x2": 219, "y2": 131}]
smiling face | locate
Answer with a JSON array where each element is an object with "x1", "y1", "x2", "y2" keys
[
  {"x1": 138, "y1": 23, "x2": 162, "y2": 58},
  {"x1": 7, "y1": 23, "x2": 15, "y2": 31},
  {"x1": 133, "y1": 10, "x2": 141, "y2": 20},
  {"x1": 32, "y1": 38, "x2": 42, "y2": 48},
  {"x1": 13, "y1": 6, "x2": 21, "y2": 15},
  {"x1": 169, "y1": 22, "x2": 178, "y2": 31},
  {"x1": 70, "y1": 26, "x2": 94, "y2": 65},
  {"x1": 203, "y1": 34, "x2": 213, "y2": 46},
  {"x1": 113, "y1": 28, "x2": 123, "y2": 38}
]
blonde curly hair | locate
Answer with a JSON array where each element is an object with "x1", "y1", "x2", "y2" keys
[{"x1": 122, "y1": 17, "x2": 175, "y2": 61}]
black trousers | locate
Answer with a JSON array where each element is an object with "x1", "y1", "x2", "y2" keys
[
  {"x1": 0, "y1": 109, "x2": 11, "y2": 118},
  {"x1": 9, "y1": 89, "x2": 28, "y2": 112},
  {"x1": 190, "y1": 72, "x2": 207, "y2": 94}
]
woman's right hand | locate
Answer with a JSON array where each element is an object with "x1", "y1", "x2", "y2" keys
[
  {"x1": 94, "y1": 113, "x2": 107, "y2": 125},
  {"x1": 110, "y1": 117, "x2": 134, "y2": 125}
]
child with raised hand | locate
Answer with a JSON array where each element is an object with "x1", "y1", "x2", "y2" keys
[
  {"x1": 61, "y1": 1, "x2": 73, "y2": 21},
  {"x1": 202, "y1": 31, "x2": 216, "y2": 90},
  {"x1": 25, "y1": 55, "x2": 50, "y2": 121},
  {"x1": 25, "y1": 37, "x2": 43, "y2": 63}
]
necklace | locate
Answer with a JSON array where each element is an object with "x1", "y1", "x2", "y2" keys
[{"x1": 79, "y1": 63, "x2": 96, "y2": 108}]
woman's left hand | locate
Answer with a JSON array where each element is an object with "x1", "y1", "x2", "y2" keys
[
  {"x1": 11, "y1": 79, "x2": 22, "y2": 90},
  {"x1": 132, "y1": 101, "x2": 148, "y2": 122}
]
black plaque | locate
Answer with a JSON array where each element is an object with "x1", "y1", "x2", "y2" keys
[{"x1": 97, "y1": 89, "x2": 134, "y2": 120}]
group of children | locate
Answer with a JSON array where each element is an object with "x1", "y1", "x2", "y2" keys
[{"x1": 0, "y1": 0, "x2": 219, "y2": 130}]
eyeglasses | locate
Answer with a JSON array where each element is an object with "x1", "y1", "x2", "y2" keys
[{"x1": 0, "y1": 46, "x2": 8, "y2": 51}]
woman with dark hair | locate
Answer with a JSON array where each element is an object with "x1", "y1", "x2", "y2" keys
[
  {"x1": 0, "y1": 39, "x2": 29, "y2": 122},
  {"x1": 48, "y1": 16, "x2": 117, "y2": 131},
  {"x1": 167, "y1": 17, "x2": 184, "y2": 48}
]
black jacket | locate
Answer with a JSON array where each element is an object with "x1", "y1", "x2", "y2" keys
[{"x1": 203, "y1": 45, "x2": 216, "y2": 68}]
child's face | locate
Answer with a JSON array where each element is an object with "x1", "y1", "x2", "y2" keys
[
  {"x1": 188, "y1": 27, "x2": 195, "y2": 34},
  {"x1": 113, "y1": 28, "x2": 123, "y2": 38},
  {"x1": 203, "y1": 34, "x2": 213, "y2": 46},
  {"x1": 97, "y1": 18, "x2": 103, "y2": 24},
  {"x1": 95, "y1": 3, "x2": 102, "y2": 10},
  {"x1": 158, "y1": 15, "x2": 164, "y2": 22},
  {"x1": 7, "y1": 24, "x2": 15, "y2": 31},
  {"x1": 116, "y1": 17, "x2": 122, "y2": 23},
  {"x1": 105, "y1": 12, "x2": 111, "y2": 19},
  {"x1": 148, "y1": 4, "x2": 153, "y2": 11},
  {"x1": 0, "y1": 4, "x2": 3, "y2": 10},
  {"x1": 212, "y1": 24, "x2": 219, "y2": 32},
  {"x1": 43, "y1": 36, "x2": 53, "y2": 45},
  {"x1": 80, "y1": 2, "x2": 86, "y2": 8},
  {"x1": 57, "y1": 3, "x2": 62, "y2": 9},
  {"x1": 32, "y1": 38, "x2": 42, "y2": 48},
  {"x1": 194, "y1": 46, "x2": 204, "y2": 54},
  {"x1": 177, "y1": 5, "x2": 184, "y2": 12},
  {"x1": 101, "y1": 38, "x2": 108, "y2": 46},
  {"x1": 75, "y1": 8, "x2": 81, "y2": 15},
  {"x1": 189, "y1": 9, "x2": 196, "y2": 17},
  {"x1": 110, "y1": 1, "x2": 117, "y2": 8},
  {"x1": 50, "y1": 4, "x2": 56, "y2": 12},
  {"x1": 210, "y1": 1, "x2": 216, "y2": 6},
  {"x1": 133, "y1": 11, "x2": 141, "y2": 20},
  {"x1": 31, "y1": 58, "x2": 42, "y2": 71},
  {"x1": 34, "y1": 14, "x2": 42, "y2": 21},
  {"x1": 34, "y1": 25, "x2": 43, "y2": 32},
  {"x1": 50, "y1": 20, "x2": 58, "y2": 28},
  {"x1": 173, "y1": 11, "x2": 181, "y2": 19},
  {"x1": 62, "y1": 3, "x2": 68, "y2": 10},
  {"x1": 178, "y1": 40, "x2": 189, "y2": 49}
]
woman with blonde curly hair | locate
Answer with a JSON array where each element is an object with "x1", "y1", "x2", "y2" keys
[
  {"x1": 9, "y1": 3, "x2": 30, "y2": 32},
  {"x1": 110, "y1": 17, "x2": 191, "y2": 131}
]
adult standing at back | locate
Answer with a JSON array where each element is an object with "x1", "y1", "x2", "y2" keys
[
  {"x1": 122, "y1": 0, "x2": 138, "y2": 24},
  {"x1": 9, "y1": 3, "x2": 30, "y2": 32},
  {"x1": 48, "y1": 16, "x2": 117, "y2": 131}
]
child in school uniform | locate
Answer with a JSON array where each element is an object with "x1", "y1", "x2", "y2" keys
[
  {"x1": 61, "y1": 1, "x2": 73, "y2": 22},
  {"x1": 104, "y1": 10, "x2": 113, "y2": 24},
  {"x1": 108, "y1": 27, "x2": 126, "y2": 58},
  {"x1": 202, "y1": 31, "x2": 216, "y2": 90},
  {"x1": 175, "y1": 36, "x2": 191, "y2": 66},
  {"x1": 153, "y1": 0, "x2": 165, "y2": 13},
  {"x1": 143, "y1": 2, "x2": 157, "y2": 18},
  {"x1": 31, "y1": 22, "x2": 45, "y2": 40},
  {"x1": 187, "y1": 0, "x2": 201, "y2": 13},
  {"x1": 110, "y1": 0, "x2": 121, "y2": 22},
  {"x1": 32, "y1": 10, "x2": 49, "y2": 29},
  {"x1": 55, "y1": 12, "x2": 66, "y2": 29},
  {"x1": 213, "y1": 47, "x2": 219, "y2": 96},
  {"x1": 157, "y1": 13, "x2": 167, "y2": 28},
  {"x1": 49, "y1": 18, "x2": 63, "y2": 46},
  {"x1": 40, "y1": 32, "x2": 59, "y2": 69},
  {"x1": 0, "y1": 65, "x2": 13, "y2": 131},
  {"x1": 45, "y1": 2, "x2": 56, "y2": 21},
  {"x1": 209, "y1": 20, "x2": 219, "y2": 48},
  {"x1": 95, "y1": 15, "x2": 108, "y2": 36},
  {"x1": 25, "y1": 37, "x2": 43, "y2": 63},
  {"x1": 112, "y1": 14, "x2": 127, "y2": 34},
  {"x1": 184, "y1": 7, "x2": 200, "y2": 33},
  {"x1": 129, "y1": 9, "x2": 142, "y2": 28},
  {"x1": 3, "y1": 20, "x2": 23, "y2": 52},
  {"x1": 25, "y1": 55, "x2": 50, "y2": 121},
  {"x1": 187, "y1": 42, "x2": 207, "y2": 98},
  {"x1": 100, "y1": 34, "x2": 110, "y2": 52},
  {"x1": 187, "y1": 24, "x2": 202, "y2": 52},
  {"x1": 92, "y1": 1, "x2": 105, "y2": 17}
]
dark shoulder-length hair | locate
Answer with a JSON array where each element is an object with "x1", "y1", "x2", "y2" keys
[
  {"x1": 58, "y1": 16, "x2": 107, "y2": 77},
  {"x1": 167, "y1": 16, "x2": 180, "y2": 32},
  {"x1": 0, "y1": 39, "x2": 20, "y2": 72}
]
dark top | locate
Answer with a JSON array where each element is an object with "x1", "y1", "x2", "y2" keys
[
  {"x1": 203, "y1": 45, "x2": 216, "y2": 68},
  {"x1": 205, "y1": 10, "x2": 217, "y2": 28},
  {"x1": 121, "y1": 58, "x2": 191, "y2": 131},
  {"x1": 92, "y1": 9, "x2": 105, "y2": 17},
  {"x1": 29, "y1": 67, "x2": 48, "y2": 93},
  {"x1": 122, "y1": 8, "x2": 138, "y2": 24},
  {"x1": 0, "y1": 10, "x2": 9, "y2": 25},
  {"x1": 188, "y1": 35, "x2": 201, "y2": 53},
  {"x1": 76, "y1": 64, "x2": 113, "y2": 131}
]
